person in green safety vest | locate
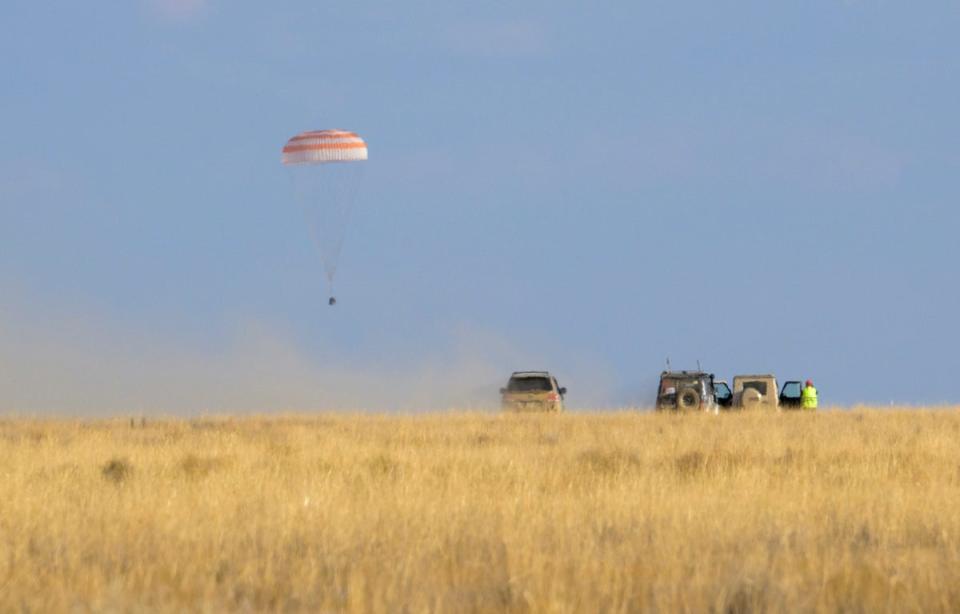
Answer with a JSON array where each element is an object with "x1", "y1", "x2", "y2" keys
[{"x1": 801, "y1": 379, "x2": 818, "y2": 410}]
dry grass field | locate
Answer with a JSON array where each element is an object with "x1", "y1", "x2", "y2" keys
[{"x1": 2, "y1": 409, "x2": 960, "y2": 612}]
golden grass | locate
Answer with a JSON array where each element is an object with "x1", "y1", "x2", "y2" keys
[{"x1": 2, "y1": 409, "x2": 960, "y2": 612}]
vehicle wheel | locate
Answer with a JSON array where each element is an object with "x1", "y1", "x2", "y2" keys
[
  {"x1": 678, "y1": 388, "x2": 701, "y2": 410},
  {"x1": 741, "y1": 388, "x2": 763, "y2": 409}
]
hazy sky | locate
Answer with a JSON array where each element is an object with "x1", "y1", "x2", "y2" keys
[{"x1": 3, "y1": 1, "x2": 960, "y2": 411}]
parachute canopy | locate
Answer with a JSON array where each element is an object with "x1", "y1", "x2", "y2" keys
[{"x1": 282, "y1": 129, "x2": 368, "y2": 165}]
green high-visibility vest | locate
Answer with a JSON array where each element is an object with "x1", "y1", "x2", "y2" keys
[{"x1": 802, "y1": 385, "x2": 818, "y2": 409}]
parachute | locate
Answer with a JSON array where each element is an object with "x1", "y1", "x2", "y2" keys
[{"x1": 282, "y1": 129, "x2": 368, "y2": 305}]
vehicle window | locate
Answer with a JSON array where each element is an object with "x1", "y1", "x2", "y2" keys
[
  {"x1": 743, "y1": 381, "x2": 768, "y2": 395},
  {"x1": 672, "y1": 379, "x2": 703, "y2": 393},
  {"x1": 715, "y1": 383, "x2": 732, "y2": 399},
  {"x1": 781, "y1": 381, "x2": 802, "y2": 399},
  {"x1": 659, "y1": 378, "x2": 677, "y2": 393},
  {"x1": 507, "y1": 377, "x2": 553, "y2": 392}
]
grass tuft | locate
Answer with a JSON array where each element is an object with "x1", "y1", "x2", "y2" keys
[
  {"x1": 101, "y1": 457, "x2": 132, "y2": 483},
  {"x1": 180, "y1": 454, "x2": 221, "y2": 479}
]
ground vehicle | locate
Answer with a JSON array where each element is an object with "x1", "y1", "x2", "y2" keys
[
  {"x1": 732, "y1": 374, "x2": 779, "y2": 409},
  {"x1": 731, "y1": 375, "x2": 805, "y2": 410},
  {"x1": 656, "y1": 371, "x2": 729, "y2": 412},
  {"x1": 500, "y1": 372, "x2": 566, "y2": 412}
]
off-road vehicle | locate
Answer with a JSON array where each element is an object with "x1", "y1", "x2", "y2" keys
[
  {"x1": 732, "y1": 374, "x2": 779, "y2": 410},
  {"x1": 731, "y1": 375, "x2": 805, "y2": 410},
  {"x1": 500, "y1": 371, "x2": 566, "y2": 412},
  {"x1": 656, "y1": 371, "x2": 730, "y2": 412}
]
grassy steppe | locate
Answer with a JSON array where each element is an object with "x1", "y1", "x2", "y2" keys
[{"x1": 2, "y1": 410, "x2": 959, "y2": 612}]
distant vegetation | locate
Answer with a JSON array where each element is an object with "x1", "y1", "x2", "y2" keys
[{"x1": 2, "y1": 410, "x2": 959, "y2": 611}]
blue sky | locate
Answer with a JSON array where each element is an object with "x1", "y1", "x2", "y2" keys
[{"x1": 2, "y1": 1, "x2": 959, "y2": 411}]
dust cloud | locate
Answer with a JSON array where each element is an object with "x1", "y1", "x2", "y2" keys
[{"x1": 0, "y1": 300, "x2": 615, "y2": 415}]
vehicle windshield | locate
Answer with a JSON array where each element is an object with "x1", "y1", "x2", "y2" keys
[{"x1": 507, "y1": 376, "x2": 553, "y2": 392}]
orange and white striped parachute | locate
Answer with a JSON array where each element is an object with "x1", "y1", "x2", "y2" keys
[
  {"x1": 281, "y1": 129, "x2": 368, "y2": 304},
  {"x1": 282, "y1": 129, "x2": 368, "y2": 165}
]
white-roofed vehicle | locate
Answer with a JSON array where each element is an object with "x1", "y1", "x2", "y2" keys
[
  {"x1": 732, "y1": 374, "x2": 779, "y2": 410},
  {"x1": 731, "y1": 375, "x2": 806, "y2": 410},
  {"x1": 500, "y1": 372, "x2": 566, "y2": 412}
]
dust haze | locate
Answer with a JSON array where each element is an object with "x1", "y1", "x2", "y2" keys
[{"x1": 0, "y1": 298, "x2": 615, "y2": 415}]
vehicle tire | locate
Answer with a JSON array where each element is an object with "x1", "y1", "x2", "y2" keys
[
  {"x1": 677, "y1": 388, "x2": 701, "y2": 410},
  {"x1": 741, "y1": 388, "x2": 763, "y2": 409}
]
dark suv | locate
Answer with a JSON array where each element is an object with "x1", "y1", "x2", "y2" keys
[{"x1": 656, "y1": 370, "x2": 732, "y2": 413}]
